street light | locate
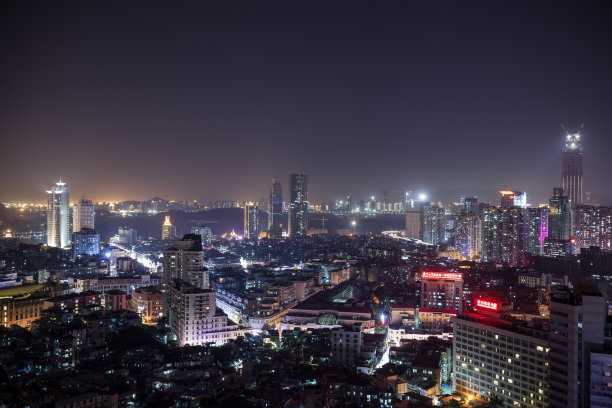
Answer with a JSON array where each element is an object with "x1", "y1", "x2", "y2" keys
[{"x1": 351, "y1": 220, "x2": 357, "y2": 235}]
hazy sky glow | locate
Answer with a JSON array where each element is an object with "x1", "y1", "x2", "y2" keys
[{"x1": 1, "y1": 2, "x2": 612, "y2": 205}]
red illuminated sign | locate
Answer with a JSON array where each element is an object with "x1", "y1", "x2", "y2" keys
[
  {"x1": 476, "y1": 299, "x2": 498, "y2": 311},
  {"x1": 421, "y1": 271, "x2": 463, "y2": 280}
]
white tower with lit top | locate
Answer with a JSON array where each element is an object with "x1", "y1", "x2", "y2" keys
[{"x1": 46, "y1": 180, "x2": 70, "y2": 247}]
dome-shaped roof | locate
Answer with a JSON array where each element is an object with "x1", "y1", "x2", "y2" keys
[{"x1": 316, "y1": 312, "x2": 340, "y2": 326}]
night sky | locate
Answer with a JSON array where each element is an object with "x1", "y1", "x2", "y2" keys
[{"x1": 2, "y1": 2, "x2": 611, "y2": 205}]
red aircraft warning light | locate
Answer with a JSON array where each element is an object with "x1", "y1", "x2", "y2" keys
[{"x1": 476, "y1": 299, "x2": 499, "y2": 311}]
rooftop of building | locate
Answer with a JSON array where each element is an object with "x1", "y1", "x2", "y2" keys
[
  {"x1": 290, "y1": 279, "x2": 372, "y2": 313},
  {"x1": 104, "y1": 289, "x2": 126, "y2": 295},
  {"x1": 454, "y1": 312, "x2": 549, "y2": 340},
  {"x1": 46, "y1": 290, "x2": 100, "y2": 302},
  {"x1": 0, "y1": 283, "x2": 44, "y2": 298},
  {"x1": 133, "y1": 285, "x2": 162, "y2": 295}
]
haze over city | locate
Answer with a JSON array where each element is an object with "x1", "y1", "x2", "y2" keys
[{"x1": 2, "y1": 2, "x2": 612, "y2": 204}]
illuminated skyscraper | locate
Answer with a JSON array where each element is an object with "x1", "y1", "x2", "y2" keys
[
  {"x1": 562, "y1": 130, "x2": 583, "y2": 207},
  {"x1": 244, "y1": 202, "x2": 259, "y2": 239},
  {"x1": 162, "y1": 215, "x2": 176, "y2": 240},
  {"x1": 288, "y1": 173, "x2": 308, "y2": 237},
  {"x1": 73, "y1": 198, "x2": 94, "y2": 232},
  {"x1": 46, "y1": 181, "x2": 70, "y2": 248},
  {"x1": 268, "y1": 179, "x2": 283, "y2": 237}
]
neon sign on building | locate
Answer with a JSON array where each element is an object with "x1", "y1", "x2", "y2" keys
[
  {"x1": 421, "y1": 271, "x2": 463, "y2": 280},
  {"x1": 476, "y1": 299, "x2": 498, "y2": 311}
]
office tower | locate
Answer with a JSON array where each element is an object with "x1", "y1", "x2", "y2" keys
[
  {"x1": 191, "y1": 225, "x2": 212, "y2": 246},
  {"x1": 72, "y1": 198, "x2": 94, "y2": 232},
  {"x1": 72, "y1": 228, "x2": 100, "y2": 257},
  {"x1": 422, "y1": 202, "x2": 446, "y2": 245},
  {"x1": 452, "y1": 299, "x2": 549, "y2": 407},
  {"x1": 562, "y1": 130, "x2": 583, "y2": 207},
  {"x1": 420, "y1": 270, "x2": 463, "y2": 313},
  {"x1": 244, "y1": 202, "x2": 259, "y2": 240},
  {"x1": 549, "y1": 283, "x2": 606, "y2": 408},
  {"x1": 162, "y1": 215, "x2": 176, "y2": 240},
  {"x1": 46, "y1": 181, "x2": 70, "y2": 247},
  {"x1": 573, "y1": 205, "x2": 612, "y2": 251},
  {"x1": 500, "y1": 190, "x2": 527, "y2": 208},
  {"x1": 288, "y1": 173, "x2": 308, "y2": 237},
  {"x1": 548, "y1": 188, "x2": 572, "y2": 240},
  {"x1": 527, "y1": 207, "x2": 549, "y2": 255},
  {"x1": 167, "y1": 280, "x2": 244, "y2": 346},
  {"x1": 268, "y1": 179, "x2": 283, "y2": 236},
  {"x1": 481, "y1": 207, "x2": 529, "y2": 265},
  {"x1": 454, "y1": 212, "x2": 481, "y2": 260}
]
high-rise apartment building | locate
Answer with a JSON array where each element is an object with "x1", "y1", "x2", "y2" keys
[
  {"x1": 422, "y1": 202, "x2": 446, "y2": 245},
  {"x1": 288, "y1": 173, "x2": 308, "y2": 237},
  {"x1": 244, "y1": 202, "x2": 259, "y2": 240},
  {"x1": 481, "y1": 207, "x2": 529, "y2": 265},
  {"x1": 73, "y1": 198, "x2": 94, "y2": 232},
  {"x1": 527, "y1": 207, "x2": 549, "y2": 256},
  {"x1": 452, "y1": 300, "x2": 549, "y2": 408},
  {"x1": 405, "y1": 200, "x2": 445, "y2": 244},
  {"x1": 549, "y1": 283, "x2": 606, "y2": 408},
  {"x1": 162, "y1": 234, "x2": 206, "y2": 287},
  {"x1": 548, "y1": 188, "x2": 571, "y2": 240},
  {"x1": 420, "y1": 270, "x2": 463, "y2": 313},
  {"x1": 162, "y1": 234, "x2": 208, "y2": 315},
  {"x1": 573, "y1": 205, "x2": 612, "y2": 251},
  {"x1": 562, "y1": 131, "x2": 583, "y2": 207},
  {"x1": 454, "y1": 212, "x2": 481, "y2": 260},
  {"x1": 46, "y1": 181, "x2": 70, "y2": 248},
  {"x1": 405, "y1": 200, "x2": 423, "y2": 240},
  {"x1": 162, "y1": 215, "x2": 176, "y2": 240},
  {"x1": 268, "y1": 179, "x2": 283, "y2": 237}
]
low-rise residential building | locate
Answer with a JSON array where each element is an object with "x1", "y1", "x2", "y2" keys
[{"x1": 129, "y1": 285, "x2": 163, "y2": 325}]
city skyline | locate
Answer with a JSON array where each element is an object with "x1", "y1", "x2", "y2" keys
[{"x1": 1, "y1": 3, "x2": 612, "y2": 204}]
